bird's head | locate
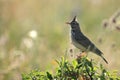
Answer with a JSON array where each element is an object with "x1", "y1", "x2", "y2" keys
[{"x1": 66, "y1": 16, "x2": 80, "y2": 30}]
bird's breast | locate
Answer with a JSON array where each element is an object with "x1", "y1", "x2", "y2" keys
[{"x1": 71, "y1": 32, "x2": 86, "y2": 51}]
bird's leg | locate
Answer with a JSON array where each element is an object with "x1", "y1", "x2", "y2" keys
[
  {"x1": 77, "y1": 45, "x2": 91, "y2": 59},
  {"x1": 86, "y1": 45, "x2": 91, "y2": 52},
  {"x1": 84, "y1": 45, "x2": 91, "y2": 57}
]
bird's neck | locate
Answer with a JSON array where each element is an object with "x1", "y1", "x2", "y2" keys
[{"x1": 71, "y1": 27, "x2": 82, "y2": 33}]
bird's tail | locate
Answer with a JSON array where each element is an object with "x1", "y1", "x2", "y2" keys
[
  {"x1": 92, "y1": 48, "x2": 108, "y2": 64},
  {"x1": 100, "y1": 55, "x2": 108, "y2": 64}
]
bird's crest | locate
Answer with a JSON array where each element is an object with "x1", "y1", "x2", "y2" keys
[{"x1": 72, "y1": 16, "x2": 77, "y2": 22}]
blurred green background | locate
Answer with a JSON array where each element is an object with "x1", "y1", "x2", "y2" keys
[{"x1": 0, "y1": 0, "x2": 120, "y2": 80}]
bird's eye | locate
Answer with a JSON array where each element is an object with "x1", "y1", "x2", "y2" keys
[{"x1": 72, "y1": 22, "x2": 76, "y2": 25}]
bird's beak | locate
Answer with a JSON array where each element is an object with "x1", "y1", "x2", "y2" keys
[{"x1": 66, "y1": 22, "x2": 70, "y2": 24}]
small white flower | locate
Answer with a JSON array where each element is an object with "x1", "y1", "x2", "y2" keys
[{"x1": 29, "y1": 30, "x2": 37, "y2": 39}]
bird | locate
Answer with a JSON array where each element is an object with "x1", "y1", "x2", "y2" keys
[{"x1": 66, "y1": 16, "x2": 108, "y2": 64}]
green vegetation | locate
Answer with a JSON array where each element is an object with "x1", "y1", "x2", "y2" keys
[{"x1": 22, "y1": 56, "x2": 120, "y2": 80}]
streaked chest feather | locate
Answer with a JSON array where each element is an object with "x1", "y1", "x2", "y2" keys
[{"x1": 71, "y1": 31, "x2": 86, "y2": 51}]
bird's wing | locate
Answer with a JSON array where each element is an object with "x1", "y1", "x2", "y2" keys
[
  {"x1": 74, "y1": 33, "x2": 94, "y2": 49},
  {"x1": 74, "y1": 32, "x2": 103, "y2": 54}
]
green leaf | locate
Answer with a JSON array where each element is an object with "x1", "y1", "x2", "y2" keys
[
  {"x1": 46, "y1": 72, "x2": 53, "y2": 80},
  {"x1": 72, "y1": 60, "x2": 78, "y2": 69}
]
